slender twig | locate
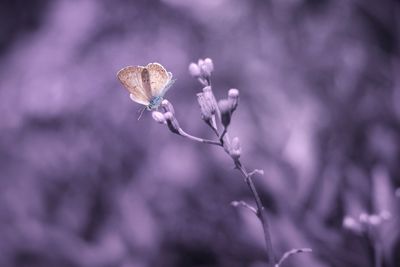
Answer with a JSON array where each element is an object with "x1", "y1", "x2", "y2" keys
[
  {"x1": 234, "y1": 159, "x2": 275, "y2": 266},
  {"x1": 275, "y1": 248, "x2": 312, "y2": 267},
  {"x1": 178, "y1": 128, "x2": 222, "y2": 146},
  {"x1": 219, "y1": 127, "x2": 228, "y2": 144},
  {"x1": 178, "y1": 122, "x2": 275, "y2": 266},
  {"x1": 231, "y1": 200, "x2": 257, "y2": 214},
  {"x1": 196, "y1": 85, "x2": 276, "y2": 266},
  {"x1": 249, "y1": 169, "x2": 265, "y2": 177},
  {"x1": 209, "y1": 121, "x2": 219, "y2": 136}
]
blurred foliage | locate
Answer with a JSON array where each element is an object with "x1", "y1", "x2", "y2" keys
[{"x1": 0, "y1": 0, "x2": 399, "y2": 266}]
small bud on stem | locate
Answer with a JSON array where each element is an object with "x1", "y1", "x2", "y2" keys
[
  {"x1": 161, "y1": 99, "x2": 175, "y2": 115},
  {"x1": 164, "y1": 112, "x2": 180, "y2": 134},
  {"x1": 152, "y1": 111, "x2": 166, "y2": 124},
  {"x1": 218, "y1": 99, "x2": 233, "y2": 128}
]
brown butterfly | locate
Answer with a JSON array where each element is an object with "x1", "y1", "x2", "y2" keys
[{"x1": 117, "y1": 63, "x2": 175, "y2": 118}]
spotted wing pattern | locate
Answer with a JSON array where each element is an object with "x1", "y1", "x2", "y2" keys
[
  {"x1": 146, "y1": 63, "x2": 172, "y2": 96},
  {"x1": 117, "y1": 66, "x2": 150, "y2": 105}
]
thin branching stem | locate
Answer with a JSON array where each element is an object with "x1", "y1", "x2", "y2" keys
[
  {"x1": 231, "y1": 200, "x2": 257, "y2": 214},
  {"x1": 219, "y1": 127, "x2": 228, "y2": 144},
  {"x1": 275, "y1": 248, "x2": 312, "y2": 267},
  {"x1": 234, "y1": 159, "x2": 275, "y2": 267},
  {"x1": 178, "y1": 128, "x2": 222, "y2": 146},
  {"x1": 153, "y1": 59, "x2": 312, "y2": 267},
  {"x1": 177, "y1": 120, "x2": 275, "y2": 265}
]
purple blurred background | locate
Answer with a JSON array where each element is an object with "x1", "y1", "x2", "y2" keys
[{"x1": 1, "y1": 0, "x2": 399, "y2": 266}]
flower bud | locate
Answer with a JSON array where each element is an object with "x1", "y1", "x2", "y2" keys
[
  {"x1": 230, "y1": 137, "x2": 241, "y2": 159},
  {"x1": 202, "y1": 86, "x2": 217, "y2": 112},
  {"x1": 197, "y1": 93, "x2": 213, "y2": 121},
  {"x1": 161, "y1": 99, "x2": 175, "y2": 115},
  {"x1": 200, "y1": 65, "x2": 210, "y2": 77},
  {"x1": 189, "y1": 62, "x2": 201, "y2": 77},
  {"x1": 164, "y1": 112, "x2": 180, "y2": 134},
  {"x1": 218, "y1": 99, "x2": 232, "y2": 128},
  {"x1": 197, "y1": 59, "x2": 204, "y2": 67},
  {"x1": 203, "y1": 58, "x2": 214, "y2": 72},
  {"x1": 228, "y1": 88, "x2": 239, "y2": 112},
  {"x1": 152, "y1": 111, "x2": 166, "y2": 124},
  {"x1": 194, "y1": 58, "x2": 213, "y2": 77},
  {"x1": 232, "y1": 137, "x2": 241, "y2": 150}
]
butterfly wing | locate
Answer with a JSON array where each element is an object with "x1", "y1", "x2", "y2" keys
[
  {"x1": 117, "y1": 66, "x2": 151, "y2": 105},
  {"x1": 146, "y1": 63, "x2": 172, "y2": 97},
  {"x1": 160, "y1": 72, "x2": 175, "y2": 95}
]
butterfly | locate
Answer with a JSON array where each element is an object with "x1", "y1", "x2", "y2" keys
[{"x1": 117, "y1": 62, "x2": 175, "y2": 118}]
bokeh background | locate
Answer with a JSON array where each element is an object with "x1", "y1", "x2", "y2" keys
[{"x1": 1, "y1": 0, "x2": 399, "y2": 266}]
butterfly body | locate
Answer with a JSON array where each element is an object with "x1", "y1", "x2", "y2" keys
[
  {"x1": 148, "y1": 95, "x2": 164, "y2": 110},
  {"x1": 117, "y1": 62, "x2": 174, "y2": 111}
]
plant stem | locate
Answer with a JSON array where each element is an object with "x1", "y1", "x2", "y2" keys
[
  {"x1": 178, "y1": 126, "x2": 275, "y2": 266},
  {"x1": 178, "y1": 82, "x2": 275, "y2": 265},
  {"x1": 178, "y1": 128, "x2": 222, "y2": 146},
  {"x1": 235, "y1": 159, "x2": 275, "y2": 267}
]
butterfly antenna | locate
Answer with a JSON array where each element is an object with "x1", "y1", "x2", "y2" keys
[{"x1": 137, "y1": 106, "x2": 146, "y2": 120}]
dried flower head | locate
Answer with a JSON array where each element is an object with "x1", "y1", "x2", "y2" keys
[
  {"x1": 203, "y1": 86, "x2": 217, "y2": 112},
  {"x1": 197, "y1": 92, "x2": 214, "y2": 122}
]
